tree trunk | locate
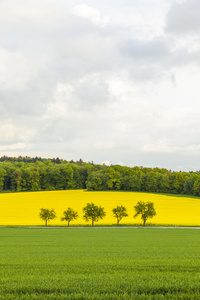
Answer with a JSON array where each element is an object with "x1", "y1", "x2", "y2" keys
[
  {"x1": 92, "y1": 219, "x2": 94, "y2": 226},
  {"x1": 143, "y1": 218, "x2": 146, "y2": 227},
  {"x1": 45, "y1": 219, "x2": 47, "y2": 226},
  {"x1": 68, "y1": 221, "x2": 70, "y2": 227},
  {"x1": 117, "y1": 219, "x2": 119, "y2": 226}
]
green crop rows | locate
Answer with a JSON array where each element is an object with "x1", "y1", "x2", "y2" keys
[{"x1": 0, "y1": 228, "x2": 200, "y2": 299}]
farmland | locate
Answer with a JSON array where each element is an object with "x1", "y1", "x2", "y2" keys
[
  {"x1": 1, "y1": 190, "x2": 200, "y2": 226},
  {"x1": 1, "y1": 227, "x2": 200, "y2": 299}
]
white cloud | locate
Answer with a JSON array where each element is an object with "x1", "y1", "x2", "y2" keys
[
  {"x1": 46, "y1": 84, "x2": 74, "y2": 118},
  {"x1": 0, "y1": 0, "x2": 63, "y2": 30},
  {"x1": 102, "y1": 160, "x2": 111, "y2": 166},
  {"x1": 95, "y1": 141, "x2": 115, "y2": 150},
  {"x1": 72, "y1": 4, "x2": 109, "y2": 28},
  {"x1": 0, "y1": 0, "x2": 200, "y2": 170},
  {"x1": 0, "y1": 121, "x2": 36, "y2": 143},
  {"x1": 0, "y1": 48, "x2": 35, "y2": 90},
  {"x1": 0, "y1": 143, "x2": 31, "y2": 151},
  {"x1": 142, "y1": 143, "x2": 200, "y2": 156}
]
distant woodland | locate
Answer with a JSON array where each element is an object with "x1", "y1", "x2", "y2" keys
[{"x1": 0, "y1": 156, "x2": 199, "y2": 196}]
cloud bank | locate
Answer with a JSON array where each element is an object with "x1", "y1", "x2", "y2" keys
[{"x1": 0, "y1": 0, "x2": 200, "y2": 171}]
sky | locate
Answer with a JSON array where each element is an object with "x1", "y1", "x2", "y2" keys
[{"x1": 0, "y1": 0, "x2": 200, "y2": 171}]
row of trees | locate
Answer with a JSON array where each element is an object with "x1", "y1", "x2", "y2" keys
[
  {"x1": 39, "y1": 201, "x2": 157, "y2": 227},
  {"x1": 0, "y1": 156, "x2": 200, "y2": 196}
]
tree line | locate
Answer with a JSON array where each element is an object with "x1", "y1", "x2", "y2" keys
[
  {"x1": 39, "y1": 201, "x2": 156, "y2": 227},
  {"x1": 0, "y1": 156, "x2": 200, "y2": 196}
]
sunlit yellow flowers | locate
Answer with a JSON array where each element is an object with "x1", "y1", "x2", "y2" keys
[{"x1": 0, "y1": 190, "x2": 200, "y2": 226}]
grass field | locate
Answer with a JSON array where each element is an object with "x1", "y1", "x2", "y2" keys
[
  {"x1": 0, "y1": 227, "x2": 200, "y2": 299},
  {"x1": 1, "y1": 190, "x2": 200, "y2": 226}
]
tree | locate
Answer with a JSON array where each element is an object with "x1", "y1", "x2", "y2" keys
[
  {"x1": 11, "y1": 169, "x2": 22, "y2": 191},
  {"x1": 61, "y1": 208, "x2": 78, "y2": 226},
  {"x1": 0, "y1": 168, "x2": 7, "y2": 192},
  {"x1": 134, "y1": 201, "x2": 156, "y2": 226},
  {"x1": 112, "y1": 205, "x2": 128, "y2": 225},
  {"x1": 193, "y1": 175, "x2": 200, "y2": 196},
  {"x1": 86, "y1": 173, "x2": 103, "y2": 190},
  {"x1": 105, "y1": 168, "x2": 121, "y2": 190},
  {"x1": 183, "y1": 176, "x2": 196, "y2": 195},
  {"x1": 83, "y1": 202, "x2": 106, "y2": 226},
  {"x1": 39, "y1": 208, "x2": 56, "y2": 226}
]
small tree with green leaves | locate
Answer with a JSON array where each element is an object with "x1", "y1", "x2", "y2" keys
[
  {"x1": 61, "y1": 208, "x2": 78, "y2": 226},
  {"x1": 134, "y1": 201, "x2": 156, "y2": 226},
  {"x1": 83, "y1": 202, "x2": 106, "y2": 226},
  {"x1": 112, "y1": 205, "x2": 128, "y2": 225},
  {"x1": 39, "y1": 208, "x2": 56, "y2": 226}
]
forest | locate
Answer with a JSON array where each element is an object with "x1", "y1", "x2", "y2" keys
[{"x1": 0, "y1": 156, "x2": 199, "y2": 196}]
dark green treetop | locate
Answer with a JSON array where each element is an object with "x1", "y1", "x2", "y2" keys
[
  {"x1": 83, "y1": 202, "x2": 106, "y2": 226},
  {"x1": 112, "y1": 205, "x2": 128, "y2": 225},
  {"x1": 61, "y1": 208, "x2": 78, "y2": 226},
  {"x1": 134, "y1": 201, "x2": 156, "y2": 226},
  {"x1": 39, "y1": 208, "x2": 56, "y2": 226}
]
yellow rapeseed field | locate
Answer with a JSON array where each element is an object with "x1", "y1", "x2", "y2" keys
[{"x1": 1, "y1": 190, "x2": 200, "y2": 226}]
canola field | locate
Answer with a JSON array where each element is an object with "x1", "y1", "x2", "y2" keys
[
  {"x1": 1, "y1": 227, "x2": 200, "y2": 299},
  {"x1": 1, "y1": 190, "x2": 200, "y2": 226}
]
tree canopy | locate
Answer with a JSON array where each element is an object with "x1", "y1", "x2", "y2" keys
[
  {"x1": 61, "y1": 208, "x2": 78, "y2": 226},
  {"x1": 39, "y1": 208, "x2": 56, "y2": 226},
  {"x1": 83, "y1": 202, "x2": 106, "y2": 226},
  {"x1": 0, "y1": 156, "x2": 200, "y2": 197},
  {"x1": 112, "y1": 205, "x2": 128, "y2": 225},
  {"x1": 134, "y1": 201, "x2": 156, "y2": 226}
]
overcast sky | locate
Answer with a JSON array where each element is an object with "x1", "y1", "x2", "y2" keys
[{"x1": 0, "y1": 0, "x2": 200, "y2": 171}]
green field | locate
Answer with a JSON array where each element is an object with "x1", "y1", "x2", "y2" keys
[{"x1": 0, "y1": 228, "x2": 200, "y2": 299}]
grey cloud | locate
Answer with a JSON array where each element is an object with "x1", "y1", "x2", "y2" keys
[
  {"x1": 120, "y1": 36, "x2": 195, "y2": 67},
  {"x1": 166, "y1": 0, "x2": 200, "y2": 35},
  {"x1": 73, "y1": 75, "x2": 110, "y2": 109},
  {"x1": 121, "y1": 38, "x2": 170, "y2": 61},
  {"x1": 0, "y1": 0, "x2": 200, "y2": 171},
  {"x1": 118, "y1": 38, "x2": 170, "y2": 82},
  {"x1": 119, "y1": 35, "x2": 200, "y2": 83}
]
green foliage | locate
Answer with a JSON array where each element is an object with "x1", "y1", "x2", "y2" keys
[
  {"x1": 121, "y1": 171, "x2": 143, "y2": 191},
  {"x1": 86, "y1": 173, "x2": 102, "y2": 190},
  {"x1": 112, "y1": 205, "x2": 128, "y2": 225},
  {"x1": 0, "y1": 156, "x2": 200, "y2": 196},
  {"x1": 11, "y1": 169, "x2": 22, "y2": 191},
  {"x1": 105, "y1": 168, "x2": 121, "y2": 190},
  {"x1": 193, "y1": 176, "x2": 200, "y2": 196},
  {"x1": 134, "y1": 201, "x2": 156, "y2": 226},
  {"x1": 61, "y1": 208, "x2": 78, "y2": 226},
  {"x1": 1, "y1": 228, "x2": 200, "y2": 299},
  {"x1": 183, "y1": 176, "x2": 197, "y2": 194},
  {"x1": 82, "y1": 202, "x2": 106, "y2": 226},
  {"x1": 39, "y1": 208, "x2": 56, "y2": 226},
  {"x1": 0, "y1": 167, "x2": 7, "y2": 192},
  {"x1": 169, "y1": 172, "x2": 188, "y2": 194}
]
